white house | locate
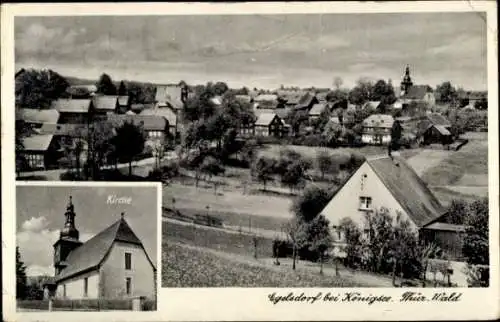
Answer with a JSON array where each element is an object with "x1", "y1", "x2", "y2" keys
[
  {"x1": 319, "y1": 155, "x2": 464, "y2": 261},
  {"x1": 46, "y1": 196, "x2": 156, "y2": 300},
  {"x1": 361, "y1": 114, "x2": 394, "y2": 145}
]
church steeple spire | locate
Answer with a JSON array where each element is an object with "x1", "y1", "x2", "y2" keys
[
  {"x1": 60, "y1": 195, "x2": 80, "y2": 240},
  {"x1": 400, "y1": 64, "x2": 413, "y2": 94}
]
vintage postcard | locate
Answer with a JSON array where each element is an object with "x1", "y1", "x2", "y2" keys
[{"x1": 2, "y1": 1, "x2": 499, "y2": 321}]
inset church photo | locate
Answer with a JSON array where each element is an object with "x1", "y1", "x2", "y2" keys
[{"x1": 16, "y1": 183, "x2": 159, "y2": 312}]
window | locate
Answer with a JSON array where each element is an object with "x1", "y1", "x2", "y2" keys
[
  {"x1": 359, "y1": 196, "x2": 372, "y2": 210},
  {"x1": 83, "y1": 277, "x2": 88, "y2": 297},
  {"x1": 126, "y1": 277, "x2": 132, "y2": 295},
  {"x1": 63, "y1": 284, "x2": 67, "y2": 297},
  {"x1": 125, "y1": 252, "x2": 132, "y2": 270}
]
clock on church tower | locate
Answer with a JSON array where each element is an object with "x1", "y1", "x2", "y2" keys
[{"x1": 53, "y1": 196, "x2": 83, "y2": 275}]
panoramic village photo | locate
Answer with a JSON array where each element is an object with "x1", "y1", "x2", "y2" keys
[
  {"x1": 13, "y1": 12, "x2": 489, "y2": 289},
  {"x1": 15, "y1": 185, "x2": 158, "y2": 311}
]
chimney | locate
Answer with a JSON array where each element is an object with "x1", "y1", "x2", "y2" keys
[{"x1": 121, "y1": 212, "x2": 125, "y2": 219}]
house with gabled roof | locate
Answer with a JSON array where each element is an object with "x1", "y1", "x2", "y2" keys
[
  {"x1": 361, "y1": 114, "x2": 394, "y2": 145},
  {"x1": 254, "y1": 94, "x2": 281, "y2": 109},
  {"x1": 416, "y1": 113, "x2": 453, "y2": 145},
  {"x1": 155, "y1": 85, "x2": 186, "y2": 111},
  {"x1": 140, "y1": 107, "x2": 178, "y2": 136},
  {"x1": 108, "y1": 114, "x2": 170, "y2": 142},
  {"x1": 117, "y1": 96, "x2": 130, "y2": 113},
  {"x1": 92, "y1": 95, "x2": 119, "y2": 115},
  {"x1": 254, "y1": 112, "x2": 284, "y2": 137},
  {"x1": 17, "y1": 108, "x2": 60, "y2": 128},
  {"x1": 19, "y1": 134, "x2": 60, "y2": 170},
  {"x1": 296, "y1": 92, "x2": 319, "y2": 111},
  {"x1": 51, "y1": 99, "x2": 94, "y2": 124},
  {"x1": 46, "y1": 196, "x2": 156, "y2": 300},
  {"x1": 308, "y1": 103, "x2": 327, "y2": 120},
  {"x1": 320, "y1": 154, "x2": 464, "y2": 261}
]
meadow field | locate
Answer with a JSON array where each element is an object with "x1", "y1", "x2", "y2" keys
[{"x1": 162, "y1": 242, "x2": 362, "y2": 287}]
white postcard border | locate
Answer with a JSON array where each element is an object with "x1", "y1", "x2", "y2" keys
[{"x1": 2, "y1": 1, "x2": 499, "y2": 321}]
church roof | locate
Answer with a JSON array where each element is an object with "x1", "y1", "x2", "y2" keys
[{"x1": 55, "y1": 216, "x2": 154, "y2": 282}]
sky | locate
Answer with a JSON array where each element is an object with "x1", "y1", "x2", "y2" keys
[
  {"x1": 16, "y1": 185, "x2": 158, "y2": 277},
  {"x1": 14, "y1": 12, "x2": 488, "y2": 90}
]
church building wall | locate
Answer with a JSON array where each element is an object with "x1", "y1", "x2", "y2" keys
[
  {"x1": 99, "y1": 241, "x2": 155, "y2": 299},
  {"x1": 56, "y1": 270, "x2": 99, "y2": 299}
]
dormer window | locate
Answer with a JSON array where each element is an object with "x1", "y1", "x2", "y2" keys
[{"x1": 359, "y1": 196, "x2": 372, "y2": 211}]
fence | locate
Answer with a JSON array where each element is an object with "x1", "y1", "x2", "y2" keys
[{"x1": 18, "y1": 298, "x2": 156, "y2": 311}]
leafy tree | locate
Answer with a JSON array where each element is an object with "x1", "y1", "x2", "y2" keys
[
  {"x1": 444, "y1": 199, "x2": 468, "y2": 225},
  {"x1": 316, "y1": 150, "x2": 335, "y2": 179},
  {"x1": 348, "y1": 78, "x2": 373, "y2": 106},
  {"x1": 111, "y1": 121, "x2": 146, "y2": 176},
  {"x1": 251, "y1": 156, "x2": 277, "y2": 191},
  {"x1": 306, "y1": 214, "x2": 333, "y2": 274},
  {"x1": 435, "y1": 81, "x2": 457, "y2": 104},
  {"x1": 291, "y1": 185, "x2": 331, "y2": 223},
  {"x1": 363, "y1": 207, "x2": 394, "y2": 273},
  {"x1": 15, "y1": 68, "x2": 70, "y2": 109},
  {"x1": 389, "y1": 120, "x2": 403, "y2": 152},
  {"x1": 285, "y1": 218, "x2": 304, "y2": 270},
  {"x1": 339, "y1": 217, "x2": 363, "y2": 268},
  {"x1": 474, "y1": 97, "x2": 488, "y2": 110},
  {"x1": 96, "y1": 73, "x2": 117, "y2": 95},
  {"x1": 333, "y1": 76, "x2": 344, "y2": 90},
  {"x1": 388, "y1": 213, "x2": 419, "y2": 284},
  {"x1": 212, "y1": 81, "x2": 229, "y2": 96},
  {"x1": 81, "y1": 121, "x2": 115, "y2": 179},
  {"x1": 417, "y1": 242, "x2": 441, "y2": 287},
  {"x1": 240, "y1": 139, "x2": 257, "y2": 164},
  {"x1": 16, "y1": 247, "x2": 27, "y2": 299},
  {"x1": 118, "y1": 81, "x2": 127, "y2": 96},
  {"x1": 463, "y1": 198, "x2": 488, "y2": 266},
  {"x1": 199, "y1": 156, "x2": 225, "y2": 194}
]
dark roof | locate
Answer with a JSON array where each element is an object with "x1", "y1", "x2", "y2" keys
[
  {"x1": 18, "y1": 108, "x2": 60, "y2": 124},
  {"x1": 309, "y1": 103, "x2": 327, "y2": 116},
  {"x1": 367, "y1": 156, "x2": 446, "y2": 227},
  {"x1": 38, "y1": 123, "x2": 82, "y2": 137},
  {"x1": 297, "y1": 92, "x2": 316, "y2": 108},
  {"x1": 118, "y1": 96, "x2": 130, "y2": 106},
  {"x1": 21, "y1": 134, "x2": 54, "y2": 151},
  {"x1": 56, "y1": 217, "x2": 154, "y2": 282},
  {"x1": 427, "y1": 113, "x2": 451, "y2": 126},
  {"x1": 93, "y1": 95, "x2": 118, "y2": 111},
  {"x1": 433, "y1": 125, "x2": 451, "y2": 136},
  {"x1": 255, "y1": 113, "x2": 279, "y2": 126},
  {"x1": 424, "y1": 222, "x2": 466, "y2": 232},
  {"x1": 52, "y1": 99, "x2": 92, "y2": 113},
  {"x1": 155, "y1": 85, "x2": 183, "y2": 110},
  {"x1": 140, "y1": 107, "x2": 177, "y2": 126},
  {"x1": 362, "y1": 114, "x2": 394, "y2": 129},
  {"x1": 402, "y1": 85, "x2": 431, "y2": 100},
  {"x1": 108, "y1": 114, "x2": 168, "y2": 131}
]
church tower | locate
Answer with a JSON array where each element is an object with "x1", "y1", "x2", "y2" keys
[
  {"x1": 53, "y1": 196, "x2": 83, "y2": 275},
  {"x1": 400, "y1": 65, "x2": 413, "y2": 94}
]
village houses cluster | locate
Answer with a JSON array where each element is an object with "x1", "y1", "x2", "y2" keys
[{"x1": 15, "y1": 65, "x2": 486, "y2": 171}]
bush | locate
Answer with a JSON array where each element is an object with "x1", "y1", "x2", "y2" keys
[
  {"x1": 466, "y1": 264, "x2": 489, "y2": 287},
  {"x1": 59, "y1": 171, "x2": 85, "y2": 181},
  {"x1": 142, "y1": 299, "x2": 157, "y2": 311}
]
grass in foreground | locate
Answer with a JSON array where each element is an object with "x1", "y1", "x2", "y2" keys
[
  {"x1": 163, "y1": 221, "x2": 276, "y2": 258},
  {"x1": 162, "y1": 242, "x2": 360, "y2": 287}
]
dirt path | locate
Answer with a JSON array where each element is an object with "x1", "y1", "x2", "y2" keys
[
  {"x1": 406, "y1": 149, "x2": 451, "y2": 176},
  {"x1": 169, "y1": 241, "x2": 394, "y2": 287}
]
